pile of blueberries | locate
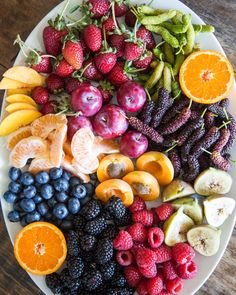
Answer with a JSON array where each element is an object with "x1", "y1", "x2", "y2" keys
[{"x1": 4, "y1": 167, "x2": 95, "y2": 231}]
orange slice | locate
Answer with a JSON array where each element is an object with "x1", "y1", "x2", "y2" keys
[
  {"x1": 10, "y1": 136, "x2": 48, "y2": 168},
  {"x1": 63, "y1": 141, "x2": 73, "y2": 157},
  {"x1": 93, "y1": 137, "x2": 120, "y2": 156},
  {"x1": 71, "y1": 127, "x2": 95, "y2": 160},
  {"x1": 62, "y1": 155, "x2": 90, "y2": 183},
  {"x1": 6, "y1": 94, "x2": 37, "y2": 106},
  {"x1": 6, "y1": 102, "x2": 37, "y2": 113},
  {"x1": 31, "y1": 114, "x2": 67, "y2": 138},
  {"x1": 49, "y1": 124, "x2": 67, "y2": 167},
  {"x1": 72, "y1": 158, "x2": 94, "y2": 174},
  {"x1": 29, "y1": 154, "x2": 55, "y2": 174},
  {"x1": 14, "y1": 222, "x2": 67, "y2": 275},
  {"x1": 179, "y1": 50, "x2": 235, "y2": 104},
  {"x1": 7, "y1": 126, "x2": 32, "y2": 150}
]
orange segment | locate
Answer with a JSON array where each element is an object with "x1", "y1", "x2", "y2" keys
[
  {"x1": 179, "y1": 50, "x2": 235, "y2": 104},
  {"x1": 14, "y1": 222, "x2": 67, "y2": 275},
  {"x1": 93, "y1": 137, "x2": 120, "y2": 156},
  {"x1": 7, "y1": 126, "x2": 32, "y2": 150},
  {"x1": 29, "y1": 154, "x2": 55, "y2": 174},
  {"x1": 10, "y1": 136, "x2": 48, "y2": 168},
  {"x1": 6, "y1": 94, "x2": 37, "y2": 106},
  {"x1": 49, "y1": 124, "x2": 67, "y2": 167},
  {"x1": 63, "y1": 141, "x2": 73, "y2": 157},
  {"x1": 71, "y1": 127, "x2": 95, "y2": 160},
  {"x1": 62, "y1": 155, "x2": 90, "y2": 183},
  {"x1": 6, "y1": 102, "x2": 37, "y2": 113}
]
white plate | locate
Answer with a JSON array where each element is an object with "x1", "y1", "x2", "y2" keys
[{"x1": 1, "y1": 0, "x2": 236, "y2": 294}]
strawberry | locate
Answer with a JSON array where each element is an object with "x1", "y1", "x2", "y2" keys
[
  {"x1": 109, "y1": 34, "x2": 126, "y2": 58},
  {"x1": 86, "y1": 0, "x2": 110, "y2": 19},
  {"x1": 125, "y1": 42, "x2": 143, "y2": 61},
  {"x1": 83, "y1": 58, "x2": 103, "y2": 81},
  {"x1": 114, "y1": 1, "x2": 129, "y2": 17},
  {"x1": 94, "y1": 52, "x2": 117, "y2": 74},
  {"x1": 46, "y1": 73, "x2": 65, "y2": 93},
  {"x1": 41, "y1": 101, "x2": 56, "y2": 115},
  {"x1": 97, "y1": 80, "x2": 114, "y2": 104},
  {"x1": 26, "y1": 51, "x2": 52, "y2": 74},
  {"x1": 137, "y1": 25, "x2": 156, "y2": 50},
  {"x1": 108, "y1": 62, "x2": 131, "y2": 86},
  {"x1": 54, "y1": 58, "x2": 74, "y2": 78},
  {"x1": 133, "y1": 51, "x2": 153, "y2": 69},
  {"x1": 83, "y1": 24, "x2": 102, "y2": 52},
  {"x1": 103, "y1": 16, "x2": 116, "y2": 35},
  {"x1": 125, "y1": 9, "x2": 137, "y2": 27},
  {"x1": 65, "y1": 78, "x2": 89, "y2": 94},
  {"x1": 32, "y1": 87, "x2": 49, "y2": 105},
  {"x1": 62, "y1": 37, "x2": 83, "y2": 70}
]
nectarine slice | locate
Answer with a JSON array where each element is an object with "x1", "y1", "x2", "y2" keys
[
  {"x1": 0, "y1": 110, "x2": 42, "y2": 136},
  {"x1": 123, "y1": 171, "x2": 160, "y2": 201},
  {"x1": 136, "y1": 152, "x2": 174, "y2": 186},
  {"x1": 6, "y1": 102, "x2": 37, "y2": 113},
  {"x1": 7, "y1": 88, "x2": 32, "y2": 96},
  {"x1": 95, "y1": 179, "x2": 134, "y2": 206},
  {"x1": 97, "y1": 154, "x2": 134, "y2": 182},
  {"x1": 6, "y1": 126, "x2": 32, "y2": 150},
  {"x1": 0, "y1": 78, "x2": 37, "y2": 89},
  {"x1": 6, "y1": 94, "x2": 37, "y2": 106}
]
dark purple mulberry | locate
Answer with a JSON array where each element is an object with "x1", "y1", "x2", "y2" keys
[
  {"x1": 161, "y1": 97, "x2": 189, "y2": 124},
  {"x1": 211, "y1": 151, "x2": 231, "y2": 171},
  {"x1": 222, "y1": 113, "x2": 236, "y2": 155},
  {"x1": 168, "y1": 149, "x2": 181, "y2": 178},
  {"x1": 182, "y1": 156, "x2": 200, "y2": 183},
  {"x1": 208, "y1": 103, "x2": 227, "y2": 119},
  {"x1": 213, "y1": 128, "x2": 231, "y2": 153},
  {"x1": 198, "y1": 154, "x2": 211, "y2": 172},
  {"x1": 204, "y1": 111, "x2": 216, "y2": 130},
  {"x1": 138, "y1": 100, "x2": 155, "y2": 125},
  {"x1": 220, "y1": 98, "x2": 230, "y2": 109},
  {"x1": 189, "y1": 110, "x2": 200, "y2": 120}
]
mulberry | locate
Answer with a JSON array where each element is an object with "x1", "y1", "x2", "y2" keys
[
  {"x1": 205, "y1": 111, "x2": 216, "y2": 130},
  {"x1": 161, "y1": 97, "x2": 189, "y2": 124},
  {"x1": 182, "y1": 156, "x2": 200, "y2": 183},
  {"x1": 177, "y1": 117, "x2": 204, "y2": 146},
  {"x1": 168, "y1": 149, "x2": 181, "y2": 178},
  {"x1": 138, "y1": 100, "x2": 155, "y2": 125},
  {"x1": 211, "y1": 151, "x2": 231, "y2": 171}
]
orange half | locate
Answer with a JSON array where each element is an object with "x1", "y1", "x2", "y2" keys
[{"x1": 179, "y1": 50, "x2": 235, "y2": 104}]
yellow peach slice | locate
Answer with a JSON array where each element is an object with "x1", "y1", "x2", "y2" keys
[
  {"x1": 0, "y1": 77, "x2": 37, "y2": 90},
  {"x1": 7, "y1": 88, "x2": 32, "y2": 96},
  {"x1": 6, "y1": 102, "x2": 37, "y2": 113},
  {"x1": 6, "y1": 94, "x2": 37, "y2": 106},
  {"x1": 0, "y1": 110, "x2": 42, "y2": 136}
]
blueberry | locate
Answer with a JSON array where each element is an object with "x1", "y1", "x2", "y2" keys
[
  {"x1": 13, "y1": 201, "x2": 24, "y2": 212},
  {"x1": 40, "y1": 184, "x2": 54, "y2": 199},
  {"x1": 8, "y1": 181, "x2": 22, "y2": 194},
  {"x1": 20, "y1": 172, "x2": 34, "y2": 186},
  {"x1": 20, "y1": 216, "x2": 28, "y2": 227},
  {"x1": 69, "y1": 177, "x2": 81, "y2": 187},
  {"x1": 52, "y1": 218, "x2": 62, "y2": 227},
  {"x1": 53, "y1": 178, "x2": 69, "y2": 192},
  {"x1": 49, "y1": 168, "x2": 63, "y2": 180},
  {"x1": 8, "y1": 210, "x2": 21, "y2": 222},
  {"x1": 60, "y1": 219, "x2": 73, "y2": 231},
  {"x1": 26, "y1": 211, "x2": 41, "y2": 223},
  {"x1": 83, "y1": 183, "x2": 94, "y2": 197},
  {"x1": 3, "y1": 191, "x2": 18, "y2": 203},
  {"x1": 33, "y1": 194, "x2": 43, "y2": 204},
  {"x1": 68, "y1": 197, "x2": 80, "y2": 214},
  {"x1": 47, "y1": 197, "x2": 57, "y2": 208},
  {"x1": 35, "y1": 171, "x2": 50, "y2": 184},
  {"x1": 72, "y1": 185, "x2": 87, "y2": 199},
  {"x1": 56, "y1": 192, "x2": 69, "y2": 203},
  {"x1": 8, "y1": 167, "x2": 21, "y2": 181},
  {"x1": 53, "y1": 203, "x2": 68, "y2": 219},
  {"x1": 37, "y1": 202, "x2": 49, "y2": 216},
  {"x1": 44, "y1": 211, "x2": 53, "y2": 221},
  {"x1": 23, "y1": 185, "x2": 37, "y2": 199},
  {"x1": 62, "y1": 170, "x2": 71, "y2": 181},
  {"x1": 20, "y1": 198, "x2": 36, "y2": 213},
  {"x1": 80, "y1": 195, "x2": 92, "y2": 206}
]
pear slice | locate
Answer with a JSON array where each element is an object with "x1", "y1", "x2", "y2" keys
[
  {"x1": 172, "y1": 197, "x2": 204, "y2": 225},
  {"x1": 204, "y1": 195, "x2": 235, "y2": 227},
  {"x1": 163, "y1": 207, "x2": 195, "y2": 246},
  {"x1": 194, "y1": 168, "x2": 232, "y2": 196},
  {"x1": 162, "y1": 179, "x2": 195, "y2": 202},
  {"x1": 187, "y1": 225, "x2": 221, "y2": 256}
]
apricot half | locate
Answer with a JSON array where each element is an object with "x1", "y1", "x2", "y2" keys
[
  {"x1": 136, "y1": 151, "x2": 174, "y2": 186},
  {"x1": 123, "y1": 171, "x2": 160, "y2": 201},
  {"x1": 97, "y1": 154, "x2": 134, "y2": 182},
  {"x1": 95, "y1": 179, "x2": 134, "y2": 206}
]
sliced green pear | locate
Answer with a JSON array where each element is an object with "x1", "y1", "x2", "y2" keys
[
  {"x1": 163, "y1": 207, "x2": 195, "y2": 246},
  {"x1": 204, "y1": 195, "x2": 235, "y2": 227},
  {"x1": 194, "y1": 168, "x2": 232, "y2": 196},
  {"x1": 172, "y1": 197, "x2": 204, "y2": 225},
  {"x1": 187, "y1": 225, "x2": 221, "y2": 256},
  {"x1": 162, "y1": 180, "x2": 195, "y2": 202}
]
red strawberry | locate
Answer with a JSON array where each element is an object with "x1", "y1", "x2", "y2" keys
[
  {"x1": 114, "y1": 1, "x2": 129, "y2": 17},
  {"x1": 124, "y1": 42, "x2": 143, "y2": 61},
  {"x1": 125, "y1": 9, "x2": 137, "y2": 27},
  {"x1": 108, "y1": 62, "x2": 130, "y2": 86},
  {"x1": 137, "y1": 279, "x2": 149, "y2": 295},
  {"x1": 32, "y1": 87, "x2": 49, "y2": 105},
  {"x1": 103, "y1": 16, "x2": 116, "y2": 35},
  {"x1": 66, "y1": 78, "x2": 89, "y2": 94},
  {"x1": 41, "y1": 101, "x2": 56, "y2": 115},
  {"x1": 109, "y1": 34, "x2": 126, "y2": 58},
  {"x1": 129, "y1": 196, "x2": 147, "y2": 213},
  {"x1": 124, "y1": 265, "x2": 142, "y2": 287},
  {"x1": 147, "y1": 274, "x2": 164, "y2": 295},
  {"x1": 133, "y1": 51, "x2": 153, "y2": 69},
  {"x1": 83, "y1": 24, "x2": 102, "y2": 52},
  {"x1": 97, "y1": 80, "x2": 114, "y2": 104},
  {"x1": 83, "y1": 58, "x2": 103, "y2": 81},
  {"x1": 62, "y1": 39, "x2": 83, "y2": 70},
  {"x1": 94, "y1": 52, "x2": 117, "y2": 74},
  {"x1": 26, "y1": 51, "x2": 52, "y2": 74},
  {"x1": 87, "y1": 0, "x2": 110, "y2": 18},
  {"x1": 113, "y1": 230, "x2": 133, "y2": 250},
  {"x1": 46, "y1": 73, "x2": 65, "y2": 93},
  {"x1": 80, "y1": 38, "x2": 90, "y2": 55},
  {"x1": 54, "y1": 58, "x2": 74, "y2": 78},
  {"x1": 137, "y1": 25, "x2": 156, "y2": 50}
]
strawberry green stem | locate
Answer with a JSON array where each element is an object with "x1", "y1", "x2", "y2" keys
[
  {"x1": 103, "y1": 26, "x2": 108, "y2": 51},
  {"x1": 59, "y1": 0, "x2": 71, "y2": 21},
  {"x1": 134, "y1": 19, "x2": 139, "y2": 40},
  {"x1": 67, "y1": 15, "x2": 87, "y2": 27},
  {"x1": 111, "y1": 1, "x2": 120, "y2": 33}
]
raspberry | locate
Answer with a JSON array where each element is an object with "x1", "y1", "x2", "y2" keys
[
  {"x1": 155, "y1": 204, "x2": 174, "y2": 221},
  {"x1": 127, "y1": 223, "x2": 147, "y2": 243},
  {"x1": 129, "y1": 196, "x2": 146, "y2": 213},
  {"x1": 162, "y1": 261, "x2": 178, "y2": 280},
  {"x1": 132, "y1": 210, "x2": 153, "y2": 226},
  {"x1": 165, "y1": 277, "x2": 183, "y2": 294},
  {"x1": 113, "y1": 230, "x2": 133, "y2": 250},
  {"x1": 177, "y1": 261, "x2": 197, "y2": 279},
  {"x1": 158, "y1": 290, "x2": 170, "y2": 295},
  {"x1": 124, "y1": 265, "x2": 142, "y2": 287},
  {"x1": 130, "y1": 242, "x2": 147, "y2": 257},
  {"x1": 139, "y1": 263, "x2": 157, "y2": 278},
  {"x1": 136, "y1": 248, "x2": 157, "y2": 268},
  {"x1": 116, "y1": 250, "x2": 134, "y2": 266},
  {"x1": 147, "y1": 227, "x2": 164, "y2": 248},
  {"x1": 136, "y1": 279, "x2": 149, "y2": 295},
  {"x1": 153, "y1": 244, "x2": 172, "y2": 263},
  {"x1": 151, "y1": 208, "x2": 160, "y2": 224},
  {"x1": 146, "y1": 274, "x2": 164, "y2": 295},
  {"x1": 172, "y1": 243, "x2": 195, "y2": 265}
]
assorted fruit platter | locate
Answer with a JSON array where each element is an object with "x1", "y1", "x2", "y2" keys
[{"x1": 0, "y1": 0, "x2": 236, "y2": 294}]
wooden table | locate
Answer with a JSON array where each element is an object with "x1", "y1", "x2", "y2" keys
[{"x1": 0, "y1": 0, "x2": 235, "y2": 294}]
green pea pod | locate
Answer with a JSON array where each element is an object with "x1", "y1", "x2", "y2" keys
[
  {"x1": 163, "y1": 43, "x2": 175, "y2": 65},
  {"x1": 171, "y1": 80, "x2": 182, "y2": 99},
  {"x1": 183, "y1": 23, "x2": 195, "y2": 55},
  {"x1": 146, "y1": 25, "x2": 180, "y2": 49},
  {"x1": 153, "y1": 47, "x2": 165, "y2": 61},
  {"x1": 161, "y1": 22, "x2": 188, "y2": 34},
  {"x1": 145, "y1": 61, "x2": 165, "y2": 90},
  {"x1": 173, "y1": 53, "x2": 185, "y2": 76},
  {"x1": 193, "y1": 24, "x2": 215, "y2": 34},
  {"x1": 139, "y1": 74, "x2": 150, "y2": 81},
  {"x1": 163, "y1": 66, "x2": 172, "y2": 93},
  {"x1": 140, "y1": 10, "x2": 177, "y2": 25},
  {"x1": 137, "y1": 5, "x2": 166, "y2": 15},
  {"x1": 172, "y1": 11, "x2": 183, "y2": 24},
  {"x1": 150, "y1": 61, "x2": 158, "y2": 68},
  {"x1": 178, "y1": 34, "x2": 187, "y2": 47}
]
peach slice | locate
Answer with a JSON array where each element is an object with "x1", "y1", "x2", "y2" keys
[
  {"x1": 0, "y1": 110, "x2": 42, "y2": 136},
  {"x1": 136, "y1": 151, "x2": 174, "y2": 186},
  {"x1": 49, "y1": 124, "x2": 67, "y2": 167},
  {"x1": 97, "y1": 154, "x2": 134, "y2": 182},
  {"x1": 6, "y1": 126, "x2": 32, "y2": 150},
  {"x1": 0, "y1": 77, "x2": 37, "y2": 90},
  {"x1": 6, "y1": 102, "x2": 37, "y2": 113},
  {"x1": 6, "y1": 94, "x2": 37, "y2": 106},
  {"x1": 7, "y1": 88, "x2": 32, "y2": 96},
  {"x1": 123, "y1": 171, "x2": 160, "y2": 201},
  {"x1": 62, "y1": 155, "x2": 90, "y2": 183},
  {"x1": 95, "y1": 179, "x2": 134, "y2": 206}
]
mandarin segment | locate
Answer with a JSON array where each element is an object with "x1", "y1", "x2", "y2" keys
[
  {"x1": 6, "y1": 102, "x2": 38, "y2": 113},
  {"x1": 49, "y1": 124, "x2": 67, "y2": 167},
  {"x1": 6, "y1": 126, "x2": 32, "y2": 150},
  {"x1": 6, "y1": 94, "x2": 37, "y2": 106},
  {"x1": 93, "y1": 137, "x2": 120, "y2": 156},
  {"x1": 29, "y1": 153, "x2": 55, "y2": 174},
  {"x1": 71, "y1": 127, "x2": 95, "y2": 160}
]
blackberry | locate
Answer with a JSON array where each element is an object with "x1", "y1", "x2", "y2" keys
[
  {"x1": 59, "y1": 268, "x2": 70, "y2": 288},
  {"x1": 73, "y1": 214, "x2": 86, "y2": 234},
  {"x1": 100, "y1": 224, "x2": 119, "y2": 240},
  {"x1": 115, "y1": 208, "x2": 132, "y2": 227},
  {"x1": 96, "y1": 283, "x2": 109, "y2": 295},
  {"x1": 106, "y1": 287, "x2": 134, "y2": 295},
  {"x1": 67, "y1": 256, "x2": 84, "y2": 278},
  {"x1": 100, "y1": 261, "x2": 116, "y2": 281},
  {"x1": 80, "y1": 235, "x2": 96, "y2": 251},
  {"x1": 105, "y1": 196, "x2": 126, "y2": 219},
  {"x1": 61, "y1": 287, "x2": 78, "y2": 295},
  {"x1": 95, "y1": 238, "x2": 113, "y2": 265},
  {"x1": 67, "y1": 230, "x2": 80, "y2": 257},
  {"x1": 80, "y1": 199, "x2": 102, "y2": 220},
  {"x1": 110, "y1": 273, "x2": 127, "y2": 287},
  {"x1": 80, "y1": 250, "x2": 95, "y2": 263},
  {"x1": 85, "y1": 216, "x2": 108, "y2": 236},
  {"x1": 45, "y1": 273, "x2": 63, "y2": 294},
  {"x1": 82, "y1": 270, "x2": 103, "y2": 291}
]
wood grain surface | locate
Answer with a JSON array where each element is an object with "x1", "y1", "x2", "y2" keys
[{"x1": 0, "y1": 0, "x2": 236, "y2": 294}]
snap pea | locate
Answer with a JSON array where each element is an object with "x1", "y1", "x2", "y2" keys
[
  {"x1": 163, "y1": 43, "x2": 175, "y2": 65},
  {"x1": 173, "y1": 53, "x2": 185, "y2": 76},
  {"x1": 183, "y1": 23, "x2": 195, "y2": 55},
  {"x1": 146, "y1": 25, "x2": 180, "y2": 48},
  {"x1": 140, "y1": 10, "x2": 177, "y2": 25},
  {"x1": 163, "y1": 65, "x2": 172, "y2": 93},
  {"x1": 172, "y1": 11, "x2": 183, "y2": 24},
  {"x1": 150, "y1": 61, "x2": 158, "y2": 68},
  {"x1": 171, "y1": 81, "x2": 182, "y2": 99},
  {"x1": 139, "y1": 74, "x2": 150, "y2": 81},
  {"x1": 137, "y1": 5, "x2": 166, "y2": 15},
  {"x1": 153, "y1": 47, "x2": 165, "y2": 61},
  {"x1": 193, "y1": 24, "x2": 215, "y2": 34},
  {"x1": 193, "y1": 43, "x2": 201, "y2": 52},
  {"x1": 145, "y1": 61, "x2": 165, "y2": 90},
  {"x1": 161, "y1": 15, "x2": 191, "y2": 34}
]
